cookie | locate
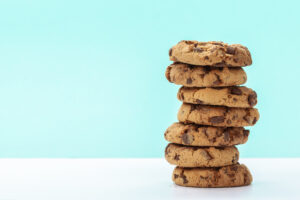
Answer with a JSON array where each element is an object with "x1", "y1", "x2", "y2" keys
[
  {"x1": 172, "y1": 163, "x2": 252, "y2": 187},
  {"x1": 164, "y1": 122, "x2": 249, "y2": 146},
  {"x1": 169, "y1": 40, "x2": 252, "y2": 67},
  {"x1": 178, "y1": 103, "x2": 259, "y2": 127},
  {"x1": 165, "y1": 143, "x2": 239, "y2": 167},
  {"x1": 178, "y1": 86, "x2": 257, "y2": 108},
  {"x1": 165, "y1": 62, "x2": 247, "y2": 87}
]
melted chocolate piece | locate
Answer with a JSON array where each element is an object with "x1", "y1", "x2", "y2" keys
[{"x1": 209, "y1": 116, "x2": 225, "y2": 124}]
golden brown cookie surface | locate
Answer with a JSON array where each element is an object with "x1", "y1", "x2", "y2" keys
[
  {"x1": 173, "y1": 163, "x2": 252, "y2": 187},
  {"x1": 169, "y1": 40, "x2": 252, "y2": 67},
  {"x1": 178, "y1": 103, "x2": 259, "y2": 127},
  {"x1": 165, "y1": 63, "x2": 247, "y2": 87},
  {"x1": 165, "y1": 143, "x2": 239, "y2": 167},
  {"x1": 164, "y1": 122, "x2": 249, "y2": 146},
  {"x1": 178, "y1": 86, "x2": 257, "y2": 108}
]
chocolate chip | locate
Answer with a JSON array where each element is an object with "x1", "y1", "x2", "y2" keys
[
  {"x1": 196, "y1": 99, "x2": 204, "y2": 104},
  {"x1": 204, "y1": 56, "x2": 209, "y2": 60},
  {"x1": 211, "y1": 137, "x2": 216, "y2": 143},
  {"x1": 252, "y1": 117, "x2": 257, "y2": 125},
  {"x1": 209, "y1": 116, "x2": 225, "y2": 124},
  {"x1": 226, "y1": 46, "x2": 236, "y2": 55},
  {"x1": 186, "y1": 78, "x2": 193, "y2": 84},
  {"x1": 233, "y1": 98, "x2": 237, "y2": 102},
  {"x1": 226, "y1": 119, "x2": 232, "y2": 125},
  {"x1": 169, "y1": 48, "x2": 172, "y2": 56},
  {"x1": 243, "y1": 130, "x2": 249, "y2": 137},
  {"x1": 174, "y1": 174, "x2": 179, "y2": 179},
  {"x1": 223, "y1": 131, "x2": 230, "y2": 142},
  {"x1": 243, "y1": 109, "x2": 252, "y2": 123},
  {"x1": 193, "y1": 48, "x2": 203, "y2": 53},
  {"x1": 180, "y1": 171, "x2": 188, "y2": 184},
  {"x1": 248, "y1": 92, "x2": 257, "y2": 107},
  {"x1": 189, "y1": 104, "x2": 198, "y2": 112},
  {"x1": 184, "y1": 40, "x2": 194, "y2": 45},
  {"x1": 182, "y1": 131, "x2": 194, "y2": 145},
  {"x1": 201, "y1": 150, "x2": 213, "y2": 160},
  {"x1": 213, "y1": 73, "x2": 222, "y2": 85},
  {"x1": 227, "y1": 173, "x2": 235, "y2": 178},
  {"x1": 230, "y1": 165, "x2": 238, "y2": 172},
  {"x1": 174, "y1": 154, "x2": 180, "y2": 161},
  {"x1": 233, "y1": 58, "x2": 239, "y2": 63},
  {"x1": 213, "y1": 79, "x2": 222, "y2": 85},
  {"x1": 243, "y1": 115, "x2": 251, "y2": 123},
  {"x1": 182, "y1": 175, "x2": 188, "y2": 184},
  {"x1": 230, "y1": 87, "x2": 242, "y2": 95}
]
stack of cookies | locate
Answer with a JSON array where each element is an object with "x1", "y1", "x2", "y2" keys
[{"x1": 164, "y1": 40, "x2": 259, "y2": 188}]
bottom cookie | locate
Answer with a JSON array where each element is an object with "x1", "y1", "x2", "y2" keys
[{"x1": 173, "y1": 163, "x2": 252, "y2": 188}]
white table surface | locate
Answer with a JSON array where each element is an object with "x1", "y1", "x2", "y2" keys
[{"x1": 0, "y1": 158, "x2": 299, "y2": 200}]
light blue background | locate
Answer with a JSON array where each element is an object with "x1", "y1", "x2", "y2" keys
[{"x1": 0, "y1": 0, "x2": 299, "y2": 158}]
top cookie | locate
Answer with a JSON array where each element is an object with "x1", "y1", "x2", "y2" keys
[{"x1": 169, "y1": 41, "x2": 252, "y2": 67}]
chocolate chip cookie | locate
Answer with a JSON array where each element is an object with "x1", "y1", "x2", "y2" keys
[
  {"x1": 165, "y1": 62, "x2": 247, "y2": 87},
  {"x1": 169, "y1": 41, "x2": 252, "y2": 67},
  {"x1": 178, "y1": 103, "x2": 259, "y2": 127},
  {"x1": 172, "y1": 163, "x2": 252, "y2": 187},
  {"x1": 178, "y1": 86, "x2": 257, "y2": 108},
  {"x1": 164, "y1": 122, "x2": 249, "y2": 146},
  {"x1": 165, "y1": 143, "x2": 239, "y2": 167}
]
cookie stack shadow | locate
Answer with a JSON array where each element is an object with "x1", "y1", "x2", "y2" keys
[{"x1": 164, "y1": 40, "x2": 259, "y2": 188}]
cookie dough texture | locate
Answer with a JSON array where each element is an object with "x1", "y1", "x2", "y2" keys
[
  {"x1": 165, "y1": 63, "x2": 247, "y2": 87},
  {"x1": 178, "y1": 103, "x2": 259, "y2": 127},
  {"x1": 164, "y1": 122, "x2": 249, "y2": 146},
  {"x1": 172, "y1": 163, "x2": 252, "y2": 187},
  {"x1": 178, "y1": 86, "x2": 257, "y2": 108},
  {"x1": 165, "y1": 143, "x2": 239, "y2": 167},
  {"x1": 169, "y1": 40, "x2": 252, "y2": 67}
]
